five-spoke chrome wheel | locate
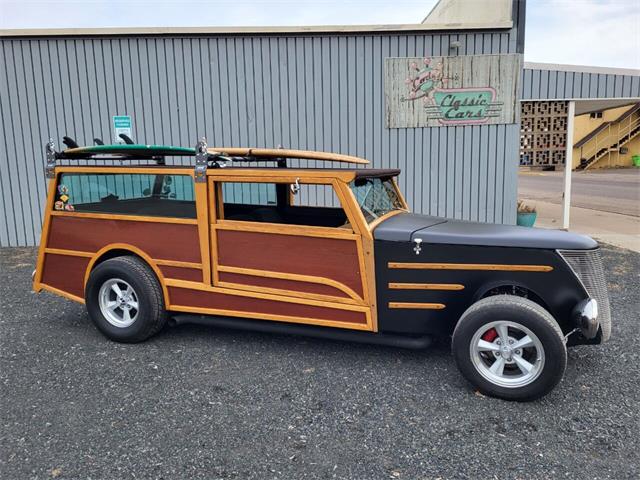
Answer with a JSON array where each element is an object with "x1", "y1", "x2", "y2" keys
[
  {"x1": 98, "y1": 278, "x2": 140, "y2": 328},
  {"x1": 470, "y1": 320, "x2": 545, "y2": 389}
]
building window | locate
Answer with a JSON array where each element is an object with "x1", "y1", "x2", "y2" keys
[{"x1": 590, "y1": 111, "x2": 603, "y2": 119}]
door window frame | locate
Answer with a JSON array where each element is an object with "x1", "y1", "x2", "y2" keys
[
  {"x1": 206, "y1": 174, "x2": 372, "y2": 316},
  {"x1": 208, "y1": 175, "x2": 368, "y2": 236}
]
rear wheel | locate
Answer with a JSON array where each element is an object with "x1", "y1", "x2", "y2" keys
[
  {"x1": 85, "y1": 256, "x2": 167, "y2": 343},
  {"x1": 452, "y1": 295, "x2": 567, "y2": 401}
]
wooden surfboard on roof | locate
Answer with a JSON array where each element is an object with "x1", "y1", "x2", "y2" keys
[{"x1": 207, "y1": 147, "x2": 370, "y2": 165}]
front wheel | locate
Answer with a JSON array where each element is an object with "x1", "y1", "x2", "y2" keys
[{"x1": 452, "y1": 295, "x2": 567, "y2": 401}]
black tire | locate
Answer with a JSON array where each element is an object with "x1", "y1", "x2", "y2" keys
[
  {"x1": 85, "y1": 256, "x2": 168, "y2": 343},
  {"x1": 452, "y1": 295, "x2": 567, "y2": 401}
]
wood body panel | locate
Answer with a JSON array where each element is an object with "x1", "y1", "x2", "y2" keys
[
  {"x1": 48, "y1": 216, "x2": 201, "y2": 263},
  {"x1": 159, "y1": 265, "x2": 203, "y2": 282},
  {"x1": 169, "y1": 287, "x2": 368, "y2": 325},
  {"x1": 219, "y1": 271, "x2": 349, "y2": 298},
  {"x1": 216, "y1": 229, "x2": 364, "y2": 297},
  {"x1": 41, "y1": 253, "x2": 90, "y2": 299}
]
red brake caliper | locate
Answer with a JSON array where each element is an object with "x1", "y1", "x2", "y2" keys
[{"x1": 482, "y1": 328, "x2": 498, "y2": 342}]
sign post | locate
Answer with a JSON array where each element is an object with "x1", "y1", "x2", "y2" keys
[
  {"x1": 112, "y1": 116, "x2": 132, "y2": 143},
  {"x1": 562, "y1": 101, "x2": 576, "y2": 230}
]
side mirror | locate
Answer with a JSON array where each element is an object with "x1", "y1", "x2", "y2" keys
[{"x1": 142, "y1": 188, "x2": 151, "y2": 196}]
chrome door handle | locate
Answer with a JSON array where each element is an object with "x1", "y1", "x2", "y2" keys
[{"x1": 413, "y1": 238, "x2": 422, "y2": 255}]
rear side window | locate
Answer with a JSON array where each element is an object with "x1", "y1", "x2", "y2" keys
[{"x1": 55, "y1": 173, "x2": 196, "y2": 218}]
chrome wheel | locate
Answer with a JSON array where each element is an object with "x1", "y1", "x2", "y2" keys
[
  {"x1": 98, "y1": 278, "x2": 139, "y2": 328},
  {"x1": 470, "y1": 320, "x2": 545, "y2": 389}
]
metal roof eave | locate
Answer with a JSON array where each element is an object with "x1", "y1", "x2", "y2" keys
[{"x1": 0, "y1": 21, "x2": 514, "y2": 38}]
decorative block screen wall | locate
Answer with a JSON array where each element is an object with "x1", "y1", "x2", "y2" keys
[{"x1": 520, "y1": 101, "x2": 568, "y2": 167}]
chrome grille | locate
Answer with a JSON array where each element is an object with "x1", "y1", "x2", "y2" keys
[{"x1": 558, "y1": 249, "x2": 611, "y2": 342}]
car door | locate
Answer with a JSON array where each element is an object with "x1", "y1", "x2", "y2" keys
[{"x1": 207, "y1": 174, "x2": 375, "y2": 331}]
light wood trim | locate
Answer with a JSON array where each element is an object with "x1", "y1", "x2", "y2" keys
[
  {"x1": 194, "y1": 181, "x2": 211, "y2": 284},
  {"x1": 360, "y1": 235, "x2": 378, "y2": 332},
  {"x1": 388, "y1": 262, "x2": 554, "y2": 272},
  {"x1": 168, "y1": 304, "x2": 371, "y2": 331},
  {"x1": 40, "y1": 284, "x2": 85, "y2": 304},
  {"x1": 43, "y1": 247, "x2": 201, "y2": 270},
  {"x1": 336, "y1": 181, "x2": 373, "y2": 240},
  {"x1": 214, "y1": 220, "x2": 359, "y2": 240},
  {"x1": 33, "y1": 178, "x2": 58, "y2": 290},
  {"x1": 334, "y1": 181, "x2": 378, "y2": 331},
  {"x1": 389, "y1": 302, "x2": 446, "y2": 310},
  {"x1": 208, "y1": 174, "x2": 345, "y2": 185},
  {"x1": 214, "y1": 181, "x2": 224, "y2": 220},
  {"x1": 207, "y1": 147, "x2": 369, "y2": 165},
  {"x1": 49, "y1": 210, "x2": 198, "y2": 225},
  {"x1": 208, "y1": 178, "x2": 221, "y2": 285},
  {"x1": 389, "y1": 282, "x2": 465, "y2": 291},
  {"x1": 217, "y1": 281, "x2": 360, "y2": 306},
  {"x1": 218, "y1": 265, "x2": 364, "y2": 302},
  {"x1": 207, "y1": 169, "x2": 356, "y2": 182},
  {"x1": 154, "y1": 259, "x2": 202, "y2": 269},
  {"x1": 164, "y1": 278, "x2": 370, "y2": 313},
  {"x1": 56, "y1": 166, "x2": 192, "y2": 175},
  {"x1": 392, "y1": 178, "x2": 409, "y2": 211},
  {"x1": 83, "y1": 243, "x2": 171, "y2": 307},
  {"x1": 44, "y1": 247, "x2": 94, "y2": 258},
  {"x1": 368, "y1": 209, "x2": 406, "y2": 231}
]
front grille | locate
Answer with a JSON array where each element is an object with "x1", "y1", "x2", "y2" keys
[{"x1": 558, "y1": 249, "x2": 611, "y2": 342}]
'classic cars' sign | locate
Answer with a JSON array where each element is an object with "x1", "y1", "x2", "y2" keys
[{"x1": 385, "y1": 54, "x2": 522, "y2": 128}]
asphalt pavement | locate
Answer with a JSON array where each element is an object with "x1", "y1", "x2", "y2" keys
[
  {"x1": 518, "y1": 168, "x2": 640, "y2": 217},
  {"x1": 1, "y1": 246, "x2": 639, "y2": 479}
]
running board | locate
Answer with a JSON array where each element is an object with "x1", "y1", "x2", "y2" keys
[{"x1": 170, "y1": 314, "x2": 433, "y2": 349}]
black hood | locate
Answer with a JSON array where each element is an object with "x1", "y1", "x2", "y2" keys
[{"x1": 373, "y1": 213, "x2": 598, "y2": 250}]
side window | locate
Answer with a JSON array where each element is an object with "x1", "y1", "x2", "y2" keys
[
  {"x1": 291, "y1": 183, "x2": 341, "y2": 208},
  {"x1": 55, "y1": 173, "x2": 196, "y2": 218},
  {"x1": 218, "y1": 181, "x2": 350, "y2": 229},
  {"x1": 222, "y1": 182, "x2": 277, "y2": 206}
]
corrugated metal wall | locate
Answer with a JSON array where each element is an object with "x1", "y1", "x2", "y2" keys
[
  {"x1": 522, "y1": 67, "x2": 640, "y2": 100},
  {"x1": 0, "y1": 22, "x2": 524, "y2": 247}
]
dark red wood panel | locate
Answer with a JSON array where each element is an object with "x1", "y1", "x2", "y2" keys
[
  {"x1": 41, "y1": 254, "x2": 90, "y2": 299},
  {"x1": 159, "y1": 265, "x2": 203, "y2": 282},
  {"x1": 48, "y1": 216, "x2": 200, "y2": 262},
  {"x1": 169, "y1": 287, "x2": 367, "y2": 324},
  {"x1": 216, "y1": 230, "x2": 363, "y2": 296},
  {"x1": 219, "y1": 271, "x2": 350, "y2": 298}
]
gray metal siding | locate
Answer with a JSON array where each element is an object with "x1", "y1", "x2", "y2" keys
[
  {"x1": 522, "y1": 67, "x2": 640, "y2": 100},
  {"x1": 0, "y1": 30, "x2": 521, "y2": 247}
]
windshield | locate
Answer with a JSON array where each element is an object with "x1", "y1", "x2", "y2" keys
[{"x1": 349, "y1": 177, "x2": 405, "y2": 223}]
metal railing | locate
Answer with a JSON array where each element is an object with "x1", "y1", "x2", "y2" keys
[{"x1": 578, "y1": 111, "x2": 640, "y2": 170}]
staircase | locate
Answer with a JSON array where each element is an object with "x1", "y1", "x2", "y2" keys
[{"x1": 575, "y1": 102, "x2": 640, "y2": 170}]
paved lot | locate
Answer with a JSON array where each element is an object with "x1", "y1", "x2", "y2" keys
[
  {"x1": 1, "y1": 247, "x2": 639, "y2": 480},
  {"x1": 518, "y1": 168, "x2": 640, "y2": 217}
]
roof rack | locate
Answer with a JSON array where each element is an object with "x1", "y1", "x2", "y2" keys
[{"x1": 44, "y1": 136, "x2": 370, "y2": 180}]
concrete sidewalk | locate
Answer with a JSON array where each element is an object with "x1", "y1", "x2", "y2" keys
[{"x1": 520, "y1": 198, "x2": 640, "y2": 252}]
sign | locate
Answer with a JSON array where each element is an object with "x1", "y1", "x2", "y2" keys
[
  {"x1": 112, "y1": 115, "x2": 132, "y2": 143},
  {"x1": 384, "y1": 54, "x2": 522, "y2": 128}
]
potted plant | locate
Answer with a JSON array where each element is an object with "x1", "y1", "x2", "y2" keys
[{"x1": 517, "y1": 200, "x2": 537, "y2": 227}]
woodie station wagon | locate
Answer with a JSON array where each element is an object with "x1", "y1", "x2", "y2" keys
[{"x1": 33, "y1": 138, "x2": 611, "y2": 401}]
